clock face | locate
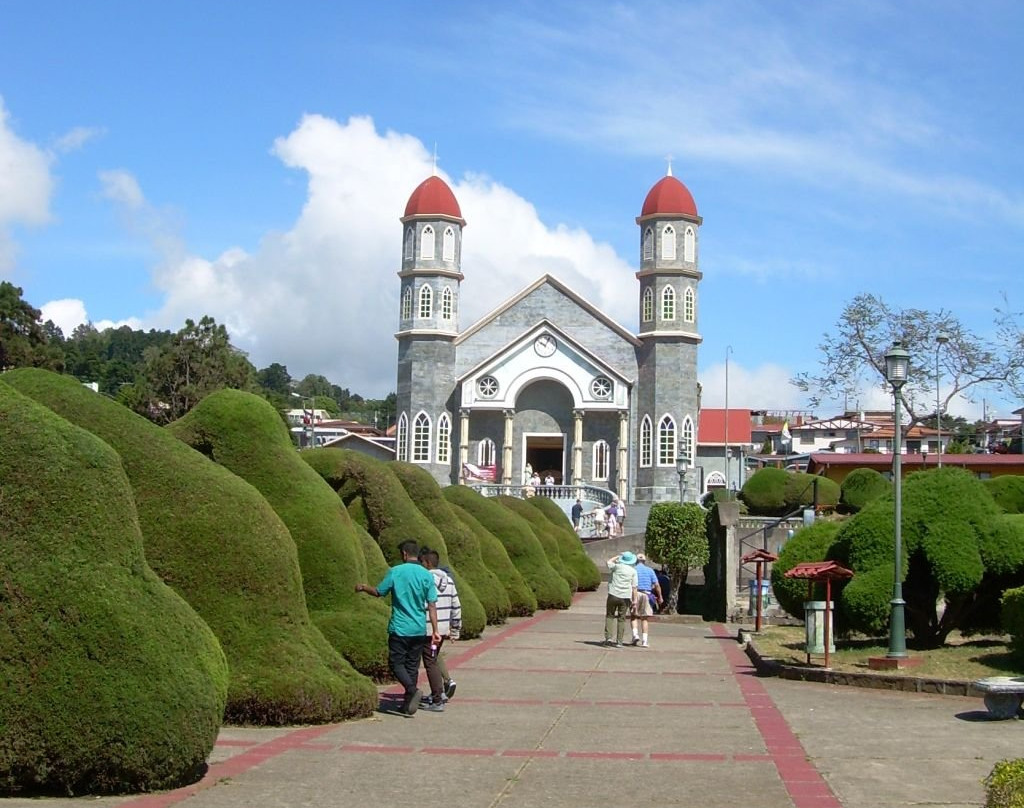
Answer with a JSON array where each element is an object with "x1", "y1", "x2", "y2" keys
[{"x1": 534, "y1": 335, "x2": 556, "y2": 357}]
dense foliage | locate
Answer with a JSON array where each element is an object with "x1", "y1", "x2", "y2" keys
[
  {"x1": 1002, "y1": 587, "x2": 1024, "y2": 664},
  {"x1": 985, "y1": 758, "x2": 1024, "y2": 808},
  {"x1": 0, "y1": 383, "x2": 228, "y2": 795},
  {"x1": 302, "y1": 449, "x2": 487, "y2": 637},
  {"x1": 168, "y1": 389, "x2": 390, "y2": 679},
  {"x1": 985, "y1": 476, "x2": 1024, "y2": 514},
  {"x1": 770, "y1": 519, "x2": 844, "y2": 618},
  {"x1": 839, "y1": 468, "x2": 891, "y2": 513},
  {"x1": 644, "y1": 502, "x2": 709, "y2": 612},
  {"x1": 740, "y1": 468, "x2": 839, "y2": 516},
  {"x1": 4, "y1": 368, "x2": 371, "y2": 724},
  {"x1": 523, "y1": 497, "x2": 601, "y2": 590}
]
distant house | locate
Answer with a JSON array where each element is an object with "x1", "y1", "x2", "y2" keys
[
  {"x1": 807, "y1": 451, "x2": 1024, "y2": 485},
  {"x1": 696, "y1": 408, "x2": 753, "y2": 493}
]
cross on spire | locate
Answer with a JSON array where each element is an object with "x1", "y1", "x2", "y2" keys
[
  {"x1": 665, "y1": 154, "x2": 674, "y2": 177},
  {"x1": 432, "y1": 142, "x2": 438, "y2": 176}
]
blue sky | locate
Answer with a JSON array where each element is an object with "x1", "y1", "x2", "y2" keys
[{"x1": 1, "y1": 1, "x2": 1022, "y2": 417}]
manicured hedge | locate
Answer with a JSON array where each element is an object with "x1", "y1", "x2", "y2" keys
[
  {"x1": 169, "y1": 390, "x2": 389, "y2": 680},
  {"x1": 390, "y1": 463, "x2": 510, "y2": 624},
  {"x1": 0, "y1": 383, "x2": 228, "y2": 796},
  {"x1": 302, "y1": 449, "x2": 486, "y2": 638},
  {"x1": 770, "y1": 519, "x2": 844, "y2": 619},
  {"x1": 523, "y1": 497, "x2": 602, "y2": 590},
  {"x1": 441, "y1": 487, "x2": 570, "y2": 609},
  {"x1": 445, "y1": 497, "x2": 537, "y2": 616},
  {"x1": 839, "y1": 468, "x2": 891, "y2": 513},
  {"x1": 4, "y1": 369, "x2": 371, "y2": 724},
  {"x1": 498, "y1": 495, "x2": 577, "y2": 590},
  {"x1": 740, "y1": 468, "x2": 839, "y2": 516},
  {"x1": 985, "y1": 476, "x2": 1024, "y2": 514},
  {"x1": 1002, "y1": 586, "x2": 1024, "y2": 663}
]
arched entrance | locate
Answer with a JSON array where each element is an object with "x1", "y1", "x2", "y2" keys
[{"x1": 516, "y1": 379, "x2": 573, "y2": 485}]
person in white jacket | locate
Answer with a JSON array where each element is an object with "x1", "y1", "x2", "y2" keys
[{"x1": 419, "y1": 548, "x2": 461, "y2": 711}]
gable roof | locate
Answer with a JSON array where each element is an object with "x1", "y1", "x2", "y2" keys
[
  {"x1": 698, "y1": 408, "x2": 752, "y2": 444},
  {"x1": 456, "y1": 274, "x2": 641, "y2": 348}
]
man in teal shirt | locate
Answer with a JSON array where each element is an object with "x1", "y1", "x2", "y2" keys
[{"x1": 356, "y1": 540, "x2": 440, "y2": 715}]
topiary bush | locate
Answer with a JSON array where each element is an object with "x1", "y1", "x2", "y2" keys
[
  {"x1": 302, "y1": 449, "x2": 486, "y2": 638},
  {"x1": 830, "y1": 467, "x2": 1015, "y2": 646},
  {"x1": 985, "y1": 759, "x2": 1024, "y2": 808},
  {"x1": 168, "y1": 389, "x2": 390, "y2": 680},
  {"x1": 985, "y1": 476, "x2": 1024, "y2": 514},
  {"x1": 445, "y1": 495, "x2": 537, "y2": 616},
  {"x1": 740, "y1": 468, "x2": 838, "y2": 516},
  {"x1": 390, "y1": 462, "x2": 510, "y2": 624},
  {"x1": 524, "y1": 497, "x2": 601, "y2": 590},
  {"x1": 0, "y1": 383, "x2": 228, "y2": 796},
  {"x1": 1002, "y1": 587, "x2": 1024, "y2": 665},
  {"x1": 441, "y1": 486, "x2": 570, "y2": 609},
  {"x1": 4, "y1": 368, "x2": 371, "y2": 724},
  {"x1": 498, "y1": 496, "x2": 578, "y2": 591},
  {"x1": 839, "y1": 468, "x2": 891, "y2": 513},
  {"x1": 770, "y1": 519, "x2": 845, "y2": 620}
]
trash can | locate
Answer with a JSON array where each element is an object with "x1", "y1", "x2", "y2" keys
[
  {"x1": 747, "y1": 580, "x2": 771, "y2": 616},
  {"x1": 804, "y1": 601, "x2": 835, "y2": 654}
]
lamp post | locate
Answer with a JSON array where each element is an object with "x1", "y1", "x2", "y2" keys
[
  {"x1": 885, "y1": 341, "x2": 910, "y2": 659},
  {"x1": 290, "y1": 392, "x2": 315, "y2": 449},
  {"x1": 724, "y1": 345, "x2": 732, "y2": 497},
  {"x1": 677, "y1": 443, "x2": 689, "y2": 504},
  {"x1": 935, "y1": 332, "x2": 949, "y2": 467}
]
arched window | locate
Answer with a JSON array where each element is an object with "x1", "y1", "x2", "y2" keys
[
  {"x1": 437, "y1": 413, "x2": 451, "y2": 464},
  {"x1": 401, "y1": 286, "x2": 413, "y2": 320},
  {"x1": 661, "y1": 225, "x2": 676, "y2": 260},
  {"x1": 642, "y1": 287, "x2": 654, "y2": 323},
  {"x1": 658, "y1": 415, "x2": 676, "y2": 466},
  {"x1": 404, "y1": 227, "x2": 414, "y2": 261},
  {"x1": 441, "y1": 286, "x2": 453, "y2": 319},
  {"x1": 396, "y1": 413, "x2": 409, "y2": 462},
  {"x1": 684, "y1": 287, "x2": 695, "y2": 323},
  {"x1": 418, "y1": 284, "x2": 433, "y2": 318},
  {"x1": 593, "y1": 440, "x2": 610, "y2": 481},
  {"x1": 684, "y1": 226, "x2": 695, "y2": 263},
  {"x1": 681, "y1": 416, "x2": 695, "y2": 467},
  {"x1": 661, "y1": 285, "x2": 676, "y2": 321},
  {"x1": 640, "y1": 416, "x2": 652, "y2": 468},
  {"x1": 442, "y1": 226, "x2": 455, "y2": 261},
  {"x1": 412, "y1": 411, "x2": 431, "y2": 462},
  {"x1": 421, "y1": 225, "x2": 435, "y2": 260},
  {"x1": 705, "y1": 470, "x2": 726, "y2": 491},
  {"x1": 642, "y1": 227, "x2": 654, "y2": 261},
  {"x1": 478, "y1": 438, "x2": 496, "y2": 467}
]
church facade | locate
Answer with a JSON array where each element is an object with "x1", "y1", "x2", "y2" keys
[{"x1": 393, "y1": 172, "x2": 702, "y2": 504}]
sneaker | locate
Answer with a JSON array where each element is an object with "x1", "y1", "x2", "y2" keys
[
  {"x1": 444, "y1": 680, "x2": 457, "y2": 700},
  {"x1": 614, "y1": 642, "x2": 625, "y2": 648},
  {"x1": 404, "y1": 689, "x2": 422, "y2": 716},
  {"x1": 630, "y1": 637, "x2": 640, "y2": 646},
  {"x1": 421, "y1": 695, "x2": 434, "y2": 706},
  {"x1": 640, "y1": 640, "x2": 649, "y2": 647},
  {"x1": 421, "y1": 701, "x2": 445, "y2": 712}
]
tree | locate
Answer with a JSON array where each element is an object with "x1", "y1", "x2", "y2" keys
[
  {"x1": 137, "y1": 316, "x2": 256, "y2": 423},
  {"x1": 255, "y1": 362, "x2": 292, "y2": 395},
  {"x1": 644, "y1": 502, "x2": 709, "y2": 613},
  {"x1": 0, "y1": 281, "x2": 60, "y2": 371},
  {"x1": 793, "y1": 293, "x2": 1024, "y2": 429}
]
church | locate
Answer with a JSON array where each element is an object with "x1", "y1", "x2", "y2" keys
[{"x1": 393, "y1": 170, "x2": 702, "y2": 505}]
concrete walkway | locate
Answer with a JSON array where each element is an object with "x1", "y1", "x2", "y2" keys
[{"x1": 9, "y1": 588, "x2": 1023, "y2": 808}]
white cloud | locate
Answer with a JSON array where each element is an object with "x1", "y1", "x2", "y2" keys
[
  {"x1": 0, "y1": 96, "x2": 53, "y2": 273},
  {"x1": 53, "y1": 125, "x2": 104, "y2": 154},
  {"x1": 112, "y1": 114, "x2": 636, "y2": 395},
  {"x1": 39, "y1": 297, "x2": 142, "y2": 336},
  {"x1": 699, "y1": 361, "x2": 807, "y2": 411}
]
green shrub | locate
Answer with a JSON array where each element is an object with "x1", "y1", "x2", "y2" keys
[
  {"x1": 839, "y1": 468, "x2": 891, "y2": 513},
  {"x1": 740, "y1": 468, "x2": 838, "y2": 515},
  {"x1": 831, "y1": 467, "x2": 1005, "y2": 646},
  {"x1": 0, "y1": 383, "x2": 228, "y2": 795},
  {"x1": 445, "y1": 497, "x2": 537, "y2": 616},
  {"x1": 770, "y1": 519, "x2": 844, "y2": 619},
  {"x1": 3, "y1": 368, "x2": 369, "y2": 724},
  {"x1": 390, "y1": 462, "x2": 510, "y2": 624},
  {"x1": 303, "y1": 449, "x2": 486, "y2": 638},
  {"x1": 644, "y1": 502, "x2": 709, "y2": 611},
  {"x1": 985, "y1": 477, "x2": 1024, "y2": 514},
  {"x1": 1002, "y1": 587, "x2": 1024, "y2": 663},
  {"x1": 524, "y1": 497, "x2": 601, "y2": 590},
  {"x1": 985, "y1": 759, "x2": 1024, "y2": 808},
  {"x1": 168, "y1": 390, "x2": 389, "y2": 680},
  {"x1": 498, "y1": 496, "x2": 578, "y2": 590},
  {"x1": 441, "y1": 487, "x2": 570, "y2": 609}
]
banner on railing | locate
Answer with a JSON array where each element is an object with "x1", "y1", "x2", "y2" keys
[{"x1": 462, "y1": 462, "x2": 498, "y2": 482}]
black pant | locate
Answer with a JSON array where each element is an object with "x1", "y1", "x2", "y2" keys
[{"x1": 388, "y1": 633, "x2": 430, "y2": 696}]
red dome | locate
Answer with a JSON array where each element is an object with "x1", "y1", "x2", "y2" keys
[
  {"x1": 640, "y1": 175, "x2": 698, "y2": 218},
  {"x1": 403, "y1": 176, "x2": 464, "y2": 221}
]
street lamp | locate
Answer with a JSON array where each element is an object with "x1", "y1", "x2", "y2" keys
[
  {"x1": 935, "y1": 332, "x2": 949, "y2": 467},
  {"x1": 290, "y1": 392, "x2": 315, "y2": 449},
  {"x1": 677, "y1": 442, "x2": 690, "y2": 504},
  {"x1": 724, "y1": 345, "x2": 732, "y2": 497},
  {"x1": 884, "y1": 340, "x2": 910, "y2": 659}
]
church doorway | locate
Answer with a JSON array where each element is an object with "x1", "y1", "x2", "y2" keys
[{"x1": 524, "y1": 434, "x2": 565, "y2": 484}]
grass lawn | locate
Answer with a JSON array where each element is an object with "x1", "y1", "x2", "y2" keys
[{"x1": 751, "y1": 625, "x2": 1024, "y2": 680}]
